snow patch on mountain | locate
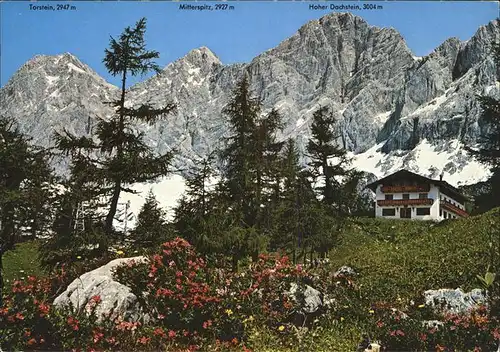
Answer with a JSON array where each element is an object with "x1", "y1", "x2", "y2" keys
[
  {"x1": 351, "y1": 139, "x2": 490, "y2": 187},
  {"x1": 67, "y1": 62, "x2": 86, "y2": 74}
]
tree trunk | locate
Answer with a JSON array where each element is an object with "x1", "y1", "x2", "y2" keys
[
  {"x1": 104, "y1": 67, "x2": 127, "y2": 239},
  {"x1": 231, "y1": 254, "x2": 239, "y2": 272},
  {"x1": 105, "y1": 180, "x2": 121, "y2": 234}
]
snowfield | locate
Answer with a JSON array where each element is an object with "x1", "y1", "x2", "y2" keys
[{"x1": 113, "y1": 175, "x2": 186, "y2": 231}]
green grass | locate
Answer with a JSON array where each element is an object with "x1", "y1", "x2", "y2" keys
[
  {"x1": 330, "y1": 208, "x2": 500, "y2": 304},
  {"x1": 3, "y1": 241, "x2": 47, "y2": 285},
  {"x1": 2, "y1": 210, "x2": 499, "y2": 350}
]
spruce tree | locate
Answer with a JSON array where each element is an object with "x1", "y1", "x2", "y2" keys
[
  {"x1": 174, "y1": 154, "x2": 216, "y2": 254},
  {"x1": 40, "y1": 150, "x2": 109, "y2": 270},
  {"x1": 306, "y1": 106, "x2": 351, "y2": 212},
  {"x1": 129, "y1": 189, "x2": 169, "y2": 252},
  {"x1": 219, "y1": 75, "x2": 260, "y2": 228}
]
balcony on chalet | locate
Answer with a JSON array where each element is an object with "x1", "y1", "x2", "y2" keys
[
  {"x1": 440, "y1": 199, "x2": 469, "y2": 218},
  {"x1": 377, "y1": 198, "x2": 434, "y2": 207}
]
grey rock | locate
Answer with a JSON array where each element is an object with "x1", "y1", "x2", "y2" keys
[
  {"x1": 1, "y1": 13, "x2": 498, "y2": 183},
  {"x1": 288, "y1": 282, "x2": 323, "y2": 314},
  {"x1": 423, "y1": 288, "x2": 487, "y2": 315},
  {"x1": 334, "y1": 265, "x2": 357, "y2": 277},
  {"x1": 53, "y1": 256, "x2": 149, "y2": 323}
]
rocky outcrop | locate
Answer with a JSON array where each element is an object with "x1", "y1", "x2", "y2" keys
[
  {"x1": 1, "y1": 13, "x2": 498, "y2": 183},
  {"x1": 423, "y1": 288, "x2": 487, "y2": 315},
  {"x1": 53, "y1": 256, "x2": 149, "y2": 322}
]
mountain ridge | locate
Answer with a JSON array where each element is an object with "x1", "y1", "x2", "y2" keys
[{"x1": 1, "y1": 12, "x2": 498, "y2": 186}]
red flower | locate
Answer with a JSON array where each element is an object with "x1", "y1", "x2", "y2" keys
[
  {"x1": 436, "y1": 345, "x2": 446, "y2": 351},
  {"x1": 231, "y1": 337, "x2": 239, "y2": 345},
  {"x1": 90, "y1": 295, "x2": 102, "y2": 304},
  {"x1": 67, "y1": 316, "x2": 79, "y2": 331},
  {"x1": 419, "y1": 333, "x2": 427, "y2": 341},
  {"x1": 153, "y1": 327, "x2": 166, "y2": 338},
  {"x1": 168, "y1": 330, "x2": 177, "y2": 339},
  {"x1": 396, "y1": 329, "x2": 405, "y2": 336},
  {"x1": 93, "y1": 329, "x2": 104, "y2": 343},
  {"x1": 137, "y1": 336, "x2": 151, "y2": 345},
  {"x1": 27, "y1": 338, "x2": 37, "y2": 346},
  {"x1": 376, "y1": 320, "x2": 384, "y2": 328},
  {"x1": 492, "y1": 328, "x2": 500, "y2": 340},
  {"x1": 15, "y1": 312, "x2": 24, "y2": 320},
  {"x1": 202, "y1": 320, "x2": 213, "y2": 329},
  {"x1": 38, "y1": 303, "x2": 50, "y2": 317}
]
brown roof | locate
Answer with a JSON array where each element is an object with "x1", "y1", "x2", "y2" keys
[{"x1": 366, "y1": 169, "x2": 468, "y2": 203}]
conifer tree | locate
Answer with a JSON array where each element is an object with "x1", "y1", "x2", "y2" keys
[
  {"x1": 174, "y1": 154, "x2": 216, "y2": 254},
  {"x1": 253, "y1": 108, "x2": 285, "y2": 229},
  {"x1": 269, "y1": 139, "x2": 304, "y2": 259},
  {"x1": 0, "y1": 116, "x2": 54, "y2": 302},
  {"x1": 220, "y1": 76, "x2": 260, "y2": 228},
  {"x1": 40, "y1": 150, "x2": 108, "y2": 270},
  {"x1": 217, "y1": 76, "x2": 271, "y2": 269},
  {"x1": 306, "y1": 106, "x2": 351, "y2": 212},
  {"x1": 53, "y1": 18, "x2": 177, "y2": 250},
  {"x1": 129, "y1": 189, "x2": 169, "y2": 251}
]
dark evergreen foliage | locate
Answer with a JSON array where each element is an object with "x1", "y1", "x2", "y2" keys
[
  {"x1": 0, "y1": 116, "x2": 54, "y2": 301},
  {"x1": 306, "y1": 106, "x2": 351, "y2": 211},
  {"x1": 128, "y1": 189, "x2": 171, "y2": 252},
  {"x1": 49, "y1": 18, "x2": 177, "y2": 256}
]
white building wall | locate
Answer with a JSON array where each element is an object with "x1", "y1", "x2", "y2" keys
[{"x1": 374, "y1": 184, "x2": 440, "y2": 220}]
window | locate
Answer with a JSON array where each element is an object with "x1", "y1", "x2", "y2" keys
[
  {"x1": 402, "y1": 194, "x2": 410, "y2": 200},
  {"x1": 440, "y1": 210, "x2": 443, "y2": 217},
  {"x1": 385, "y1": 194, "x2": 393, "y2": 200},
  {"x1": 419, "y1": 193, "x2": 428, "y2": 199},
  {"x1": 416, "y1": 208, "x2": 430, "y2": 216},
  {"x1": 382, "y1": 208, "x2": 396, "y2": 216}
]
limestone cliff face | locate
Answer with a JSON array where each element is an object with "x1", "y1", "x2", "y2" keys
[{"x1": 1, "y1": 13, "x2": 498, "y2": 184}]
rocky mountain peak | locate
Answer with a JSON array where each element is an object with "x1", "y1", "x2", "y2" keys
[{"x1": 1, "y1": 14, "x2": 498, "y2": 186}]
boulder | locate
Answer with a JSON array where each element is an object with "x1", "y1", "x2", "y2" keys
[
  {"x1": 53, "y1": 256, "x2": 148, "y2": 322},
  {"x1": 423, "y1": 288, "x2": 487, "y2": 315},
  {"x1": 288, "y1": 282, "x2": 323, "y2": 314},
  {"x1": 334, "y1": 265, "x2": 357, "y2": 278}
]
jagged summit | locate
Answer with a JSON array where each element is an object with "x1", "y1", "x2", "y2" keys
[{"x1": 1, "y1": 13, "x2": 498, "y2": 185}]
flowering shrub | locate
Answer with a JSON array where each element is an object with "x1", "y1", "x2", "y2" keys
[
  {"x1": 113, "y1": 237, "x2": 220, "y2": 345},
  {"x1": 370, "y1": 303, "x2": 500, "y2": 351},
  {"x1": 113, "y1": 238, "x2": 352, "y2": 346},
  {"x1": 2, "y1": 237, "x2": 356, "y2": 350}
]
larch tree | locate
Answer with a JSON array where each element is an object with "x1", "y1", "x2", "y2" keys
[{"x1": 52, "y1": 18, "x2": 177, "y2": 252}]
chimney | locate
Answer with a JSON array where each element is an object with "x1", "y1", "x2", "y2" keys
[{"x1": 439, "y1": 171, "x2": 444, "y2": 181}]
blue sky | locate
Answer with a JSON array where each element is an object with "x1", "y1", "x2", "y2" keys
[{"x1": 1, "y1": 1, "x2": 498, "y2": 88}]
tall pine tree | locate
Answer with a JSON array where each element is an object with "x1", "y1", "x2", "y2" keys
[{"x1": 53, "y1": 18, "x2": 177, "y2": 250}]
